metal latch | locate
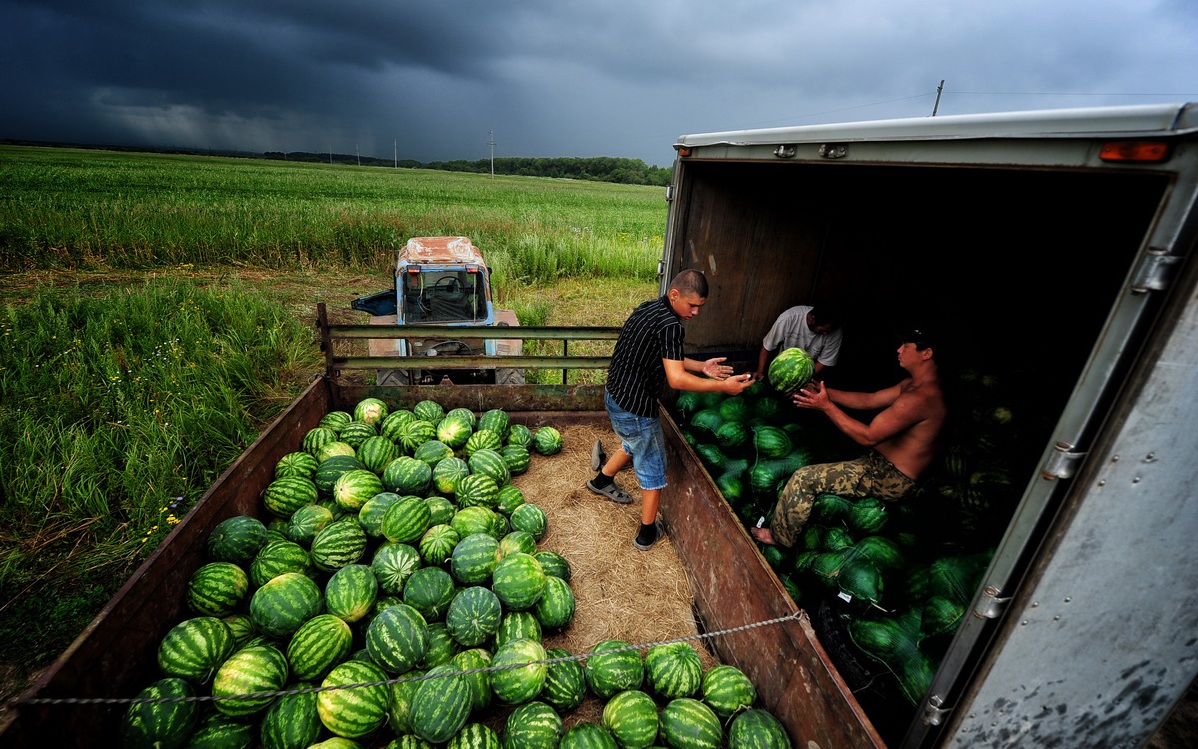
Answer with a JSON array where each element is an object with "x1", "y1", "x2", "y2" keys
[
  {"x1": 975, "y1": 585, "x2": 1011, "y2": 619},
  {"x1": 774, "y1": 144, "x2": 797, "y2": 159},
  {"x1": 1041, "y1": 440, "x2": 1086, "y2": 480},
  {"x1": 818, "y1": 143, "x2": 848, "y2": 159},
  {"x1": 1130, "y1": 249, "x2": 1180, "y2": 293},
  {"x1": 921, "y1": 694, "x2": 952, "y2": 726}
]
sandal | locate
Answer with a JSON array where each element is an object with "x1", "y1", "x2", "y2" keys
[
  {"x1": 633, "y1": 520, "x2": 667, "y2": 551},
  {"x1": 586, "y1": 478, "x2": 633, "y2": 504}
]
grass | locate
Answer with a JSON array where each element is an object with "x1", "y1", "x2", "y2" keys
[{"x1": 0, "y1": 146, "x2": 662, "y2": 703}]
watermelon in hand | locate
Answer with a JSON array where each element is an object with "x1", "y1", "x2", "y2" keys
[{"x1": 767, "y1": 347, "x2": 815, "y2": 394}]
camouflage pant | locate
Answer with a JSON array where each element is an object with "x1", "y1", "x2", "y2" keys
[{"x1": 769, "y1": 450, "x2": 915, "y2": 548}]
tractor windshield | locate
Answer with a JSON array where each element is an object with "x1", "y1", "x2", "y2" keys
[{"x1": 402, "y1": 270, "x2": 483, "y2": 323}]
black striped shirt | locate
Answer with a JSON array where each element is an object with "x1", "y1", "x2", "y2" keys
[{"x1": 606, "y1": 295, "x2": 685, "y2": 417}]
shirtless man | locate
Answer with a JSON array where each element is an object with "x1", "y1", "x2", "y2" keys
[{"x1": 750, "y1": 328, "x2": 947, "y2": 548}]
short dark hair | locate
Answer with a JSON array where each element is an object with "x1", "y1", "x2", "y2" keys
[
  {"x1": 810, "y1": 303, "x2": 843, "y2": 328},
  {"x1": 897, "y1": 326, "x2": 938, "y2": 352},
  {"x1": 670, "y1": 269, "x2": 708, "y2": 298}
]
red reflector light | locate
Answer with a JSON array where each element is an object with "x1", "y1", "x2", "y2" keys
[
  {"x1": 407, "y1": 268, "x2": 420, "y2": 274},
  {"x1": 1100, "y1": 141, "x2": 1171, "y2": 163},
  {"x1": 676, "y1": 146, "x2": 693, "y2": 157},
  {"x1": 467, "y1": 267, "x2": 478, "y2": 273}
]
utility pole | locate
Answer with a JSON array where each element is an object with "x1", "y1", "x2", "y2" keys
[
  {"x1": 356, "y1": 144, "x2": 360, "y2": 167},
  {"x1": 394, "y1": 139, "x2": 397, "y2": 168},
  {"x1": 489, "y1": 130, "x2": 495, "y2": 177},
  {"x1": 932, "y1": 79, "x2": 945, "y2": 116}
]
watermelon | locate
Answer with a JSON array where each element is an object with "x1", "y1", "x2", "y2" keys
[
  {"x1": 644, "y1": 642, "x2": 703, "y2": 699},
  {"x1": 319, "y1": 410, "x2": 354, "y2": 432},
  {"x1": 157, "y1": 616, "x2": 236, "y2": 684},
  {"x1": 400, "y1": 420, "x2": 439, "y2": 454},
  {"x1": 453, "y1": 647, "x2": 494, "y2": 713},
  {"x1": 310, "y1": 518, "x2": 369, "y2": 572},
  {"x1": 384, "y1": 455, "x2": 433, "y2": 495},
  {"x1": 421, "y1": 621, "x2": 462, "y2": 669},
  {"x1": 287, "y1": 503, "x2": 337, "y2": 546},
  {"x1": 456, "y1": 472, "x2": 501, "y2": 510},
  {"x1": 432, "y1": 456, "x2": 471, "y2": 495},
  {"x1": 315, "y1": 454, "x2": 367, "y2": 497},
  {"x1": 502, "y1": 700, "x2": 563, "y2": 749},
  {"x1": 260, "y1": 684, "x2": 322, "y2": 749},
  {"x1": 499, "y1": 444, "x2": 532, "y2": 476},
  {"x1": 700, "y1": 664, "x2": 757, "y2": 719},
  {"x1": 288, "y1": 613, "x2": 353, "y2": 681},
  {"x1": 451, "y1": 506, "x2": 502, "y2": 539},
  {"x1": 340, "y1": 420, "x2": 379, "y2": 449},
  {"x1": 767, "y1": 347, "x2": 814, "y2": 394},
  {"x1": 445, "y1": 585, "x2": 503, "y2": 647},
  {"x1": 303, "y1": 426, "x2": 340, "y2": 456},
  {"x1": 413, "y1": 399, "x2": 446, "y2": 424},
  {"x1": 506, "y1": 423, "x2": 534, "y2": 447},
  {"x1": 208, "y1": 515, "x2": 269, "y2": 566},
  {"x1": 425, "y1": 495, "x2": 457, "y2": 525},
  {"x1": 365, "y1": 602, "x2": 429, "y2": 674},
  {"x1": 477, "y1": 409, "x2": 510, "y2": 440},
  {"x1": 496, "y1": 610, "x2": 542, "y2": 648},
  {"x1": 450, "y1": 532, "x2": 500, "y2": 585},
  {"x1": 371, "y1": 541, "x2": 421, "y2": 595},
  {"x1": 358, "y1": 434, "x2": 399, "y2": 475},
  {"x1": 325, "y1": 563, "x2": 379, "y2": 623},
  {"x1": 496, "y1": 484, "x2": 527, "y2": 516},
  {"x1": 490, "y1": 637, "x2": 548, "y2": 705},
  {"x1": 221, "y1": 613, "x2": 256, "y2": 649},
  {"x1": 437, "y1": 413, "x2": 474, "y2": 449},
  {"x1": 602, "y1": 689, "x2": 659, "y2": 749},
  {"x1": 386, "y1": 668, "x2": 427, "y2": 736},
  {"x1": 559, "y1": 722, "x2": 618, "y2": 749},
  {"x1": 275, "y1": 450, "x2": 320, "y2": 481},
  {"x1": 728, "y1": 709, "x2": 792, "y2": 749},
  {"x1": 491, "y1": 552, "x2": 546, "y2": 611},
  {"x1": 353, "y1": 397, "x2": 390, "y2": 427},
  {"x1": 509, "y1": 503, "x2": 548, "y2": 541},
  {"x1": 357, "y1": 491, "x2": 400, "y2": 538},
  {"x1": 715, "y1": 420, "x2": 751, "y2": 451},
  {"x1": 409, "y1": 662, "x2": 473, "y2": 743},
  {"x1": 263, "y1": 476, "x2": 320, "y2": 518},
  {"x1": 447, "y1": 722, "x2": 501, "y2": 749},
  {"x1": 403, "y1": 565, "x2": 457, "y2": 622},
  {"x1": 186, "y1": 562, "x2": 249, "y2": 618},
  {"x1": 212, "y1": 643, "x2": 289, "y2": 717},
  {"x1": 419, "y1": 524, "x2": 461, "y2": 567},
  {"x1": 534, "y1": 550, "x2": 571, "y2": 581},
  {"x1": 464, "y1": 429, "x2": 503, "y2": 458},
  {"x1": 752, "y1": 426, "x2": 793, "y2": 459},
  {"x1": 332, "y1": 469, "x2": 385, "y2": 513},
  {"x1": 121, "y1": 677, "x2": 198, "y2": 749},
  {"x1": 658, "y1": 697, "x2": 723, "y2": 749},
  {"x1": 249, "y1": 571, "x2": 323, "y2": 638},
  {"x1": 531, "y1": 426, "x2": 563, "y2": 456},
  {"x1": 380, "y1": 409, "x2": 417, "y2": 443},
  {"x1": 541, "y1": 647, "x2": 587, "y2": 713},
  {"x1": 469, "y1": 448, "x2": 510, "y2": 485},
  {"x1": 316, "y1": 440, "x2": 359, "y2": 464},
  {"x1": 414, "y1": 439, "x2": 456, "y2": 466},
  {"x1": 499, "y1": 529, "x2": 537, "y2": 558},
  {"x1": 848, "y1": 496, "x2": 890, "y2": 534},
  {"x1": 382, "y1": 494, "x2": 433, "y2": 544},
  {"x1": 585, "y1": 641, "x2": 643, "y2": 699},
  {"x1": 318, "y1": 659, "x2": 390, "y2": 738},
  {"x1": 532, "y1": 574, "x2": 575, "y2": 632},
  {"x1": 183, "y1": 710, "x2": 256, "y2": 749},
  {"x1": 249, "y1": 539, "x2": 312, "y2": 589}
]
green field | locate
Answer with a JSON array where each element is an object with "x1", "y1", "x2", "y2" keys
[{"x1": 0, "y1": 145, "x2": 665, "y2": 702}]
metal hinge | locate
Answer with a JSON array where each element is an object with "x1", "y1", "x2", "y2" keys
[
  {"x1": 1041, "y1": 440, "x2": 1086, "y2": 480},
  {"x1": 975, "y1": 585, "x2": 1012, "y2": 619},
  {"x1": 818, "y1": 143, "x2": 848, "y2": 159},
  {"x1": 665, "y1": 184, "x2": 675, "y2": 201},
  {"x1": 921, "y1": 694, "x2": 953, "y2": 726},
  {"x1": 1130, "y1": 248, "x2": 1180, "y2": 293}
]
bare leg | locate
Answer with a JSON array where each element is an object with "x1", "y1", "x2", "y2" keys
[
  {"x1": 602, "y1": 446, "x2": 632, "y2": 478},
  {"x1": 641, "y1": 487, "x2": 660, "y2": 525}
]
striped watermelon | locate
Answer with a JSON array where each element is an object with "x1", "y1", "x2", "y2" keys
[
  {"x1": 211, "y1": 643, "x2": 289, "y2": 717},
  {"x1": 506, "y1": 423, "x2": 533, "y2": 448},
  {"x1": 541, "y1": 647, "x2": 586, "y2": 713},
  {"x1": 532, "y1": 575, "x2": 575, "y2": 632},
  {"x1": 658, "y1": 698, "x2": 723, "y2": 749},
  {"x1": 490, "y1": 637, "x2": 548, "y2": 705},
  {"x1": 319, "y1": 410, "x2": 354, "y2": 432},
  {"x1": 314, "y1": 454, "x2": 367, "y2": 497},
  {"x1": 371, "y1": 541, "x2": 422, "y2": 595},
  {"x1": 509, "y1": 503, "x2": 548, "y2": 541},
  {"x1": 364, "y1": 602, "x2": 429, "y2": 675},
  {"x1": 496, "y1": 484, "x2": 526, "y2": 516},
  {"x1": 303, "y1": 426, "x2": 340, "y2": 456},
  {"x1": 502, "y1": 700, "x2": 563, "y2": 749},
  {"x1": 531, "y1": 426, "x2": 563, "y2": 456},
  {"x1": 383, "y1": 455, "x2": 433, "y2": 495},
  {"x1": 380, "y1": 409, "x2": 417, "y2": 443},
  {"x1": 249, "y1": 571, "x2": 323, "y2": 638},
  {"x1": 400, "y1": 419, "x2": 439, "y2": 454},
  {"x1": 288, "y1": 613, "x2": 353, "y2": 681},
  {"x1": 221, "y1": 613, "x2": 256, "y2": 649},
  {"x1": 446, "y1": 407, "x2": 478, "y2": 428},
  {"x1": 339, "y1": 420, "x2": 378, "y2": 448},
  {"x1": 499, "y1": 530, "x2": 537, "y2": 558},
  {"x1": 477, "y1": 409, "x2": 510, "y2": 439},
  {"x1": 452, "y1": 647, "x2": 494, "y2": 713},
  {"x1": 385, "y1": 668, "x2": 426, "y2": 736},
  {"x1": 421, "y1": 621, "x2": 462, "y2": 669},
  {"x1": 436, "y1": 413, "x2": 474, "y2": 449},
  {"x1": 403, "y1": 566, "x2": 457, "y2": 621},
  {"x1": 318, "y1": 658, "x2": 390, "y2": 738},
  {"x1": 450, "y1": 532, "x2": 500, "y2": 585},
  {"x1": 415, "y1": 439, "x2": 456, "y2": 466},
  {"x1": 316, "y1": 440, "x2": 358, "y2": 463},
  {"x1": 534, "y1": 550, "x2": 571, "y2": 581},
  {"x1": 602, "y1": 689, "x2": 659, "y2": 749},
  {"x1": 358, "y1": 434, "x2": 399, "y2": 474},
  {"x1": 310, "y1": 518, "x2": 369, "y2": 572},
  {"x1": 425, "y1": 495, "x2": 457, "y2": 525},
  {"x1": 260, "y1": 683, "x2": 321, "y2": 749},
  {"x1": 448, "y1": 722, "x2": 500, "y2": 749},
  {"x1": 182, "y1": 710, "x2": 257, "y2": 749},
  {"x1": 207, "y1": 515, "x2": 268, "y2": 566},
  {"x1": 412, "y1": 399, "x2": 446, "y2": 424},
  {"x1": 499, "y1": 444, "x2": 532, "y2": 476},
  {"x1": 728, "y1": 708, "x2": 792, "y2": 749},
  {"x1": 419, "y1": 524, "x2": 461, "y2": 567},
  {"x1": 353, "y1": 397, "x2": 390, "y2": 427},
  {"x1": 559, "y1": 722, "x2": 618, "y2": 749},
  {"x1": 157, "y1": 616, "x2": 236, "y2": 684},
  {"x1": 263, "y1": 475, "x2": 320, "y2": 518},
  {"x1": 752, "y1": 426, "x2": 793, "y2": 459},
  {"x1": 275, "y1": 450, "x2": 320, "y2": 480},
  {"x1": 287, "y1": 503, "x2": 336, "y2": 546},
  {"x1": 463, "y1": 428, "x2": 503, "y2": 457},
  {"x1": 585, "y1": 640, "x2": 643, "y2": 699},
  {"x1": 186, "y1": 562, "x2": 249, "y2": 618},
  {"x1": 645, "y1": 642, "x2": 703, "y2": 699},
  {"x1": 332, "y1": 469, "x2": 384, "y2": 513},
  {"x1": 456, "y1": 473, "x2": 501, "y2": 510},
  {"x1": 468, "y1": 448, "x2": 510, "y2": 486},
  {"x1": 358, "y1": 491, "x2": 400, "y2": 538},
  {"x1": 495, "y1": 610, "x2": 542, "y2": 648},
  {"x1": 700, "y1": 664, "x2": 758, "y2": 719},
  {"x1": 767, "y1": 347, "x2": 814, "y2": 394},
  {"x1": 409, "y1": 662, "x2": 473, "y2": 744},
  {"x1": 491, "y1": 552, "x2": 546, "y2": 611},
  {"x1": 450, "y1": 506, "x2": 501, "y2": 540},
  {"x1": 445, "y1": 586, "x2": 503, "y2": 647},
  {"x1": 249, "y1": 540, "x2": 313, "y2": 588},
  {"x1": 120, "y1": 677, "x2": 199, "y2": 749},
  {"x1": 382, "y1": 494, "x2": 434, "y2": 544},
  {"x1": 324, "y1": 563, "x2": 379, "y2": 623},
  {"x1": 432, "y1": 456, "x2": 471, "y2": 495}
]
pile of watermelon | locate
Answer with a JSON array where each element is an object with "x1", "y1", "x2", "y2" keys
[{"x1": 121, "y1": 396, "x2": 793, "y2": 749}]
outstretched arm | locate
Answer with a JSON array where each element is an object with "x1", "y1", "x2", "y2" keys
[
  {"x1": 666, "y1": 358, "x2": 753, "y2": 395},
  {"x1": 795, "y1": 381, "x2": 920, "y2": 446}
]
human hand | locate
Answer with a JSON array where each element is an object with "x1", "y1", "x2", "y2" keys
[
  {"x1": 792, "y1": 380, "x2": 828, "y2": 410},
  {"x1": 702, "y1": 356, "x2": 733, "y2": 380},
  {"x1": 723, "y1": 372, "x2": 754, "y2": 395}
]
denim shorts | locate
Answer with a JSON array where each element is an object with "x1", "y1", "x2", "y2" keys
[{"x1": 604, "y1": 390, "x2": 668, "y2": 491}]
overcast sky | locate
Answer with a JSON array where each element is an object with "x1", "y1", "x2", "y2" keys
[{"x1": 3, "y1": 1, "x2": 1197, "y2": 168}]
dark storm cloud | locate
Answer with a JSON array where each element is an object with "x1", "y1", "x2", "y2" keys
[{"x1": 3, "y1": 0, "x2": 1197, "y2": 167}]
